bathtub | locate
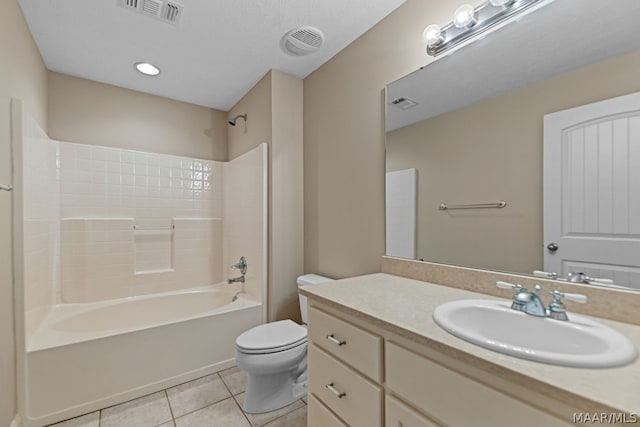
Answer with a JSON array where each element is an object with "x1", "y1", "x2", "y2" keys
[{"x1": 24, "y1": 284, "x2": 262, "y2": 427}]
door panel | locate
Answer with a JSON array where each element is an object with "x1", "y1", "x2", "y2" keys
[{"x1": 544, "y1": 91, "x2": 640, "y2": 289}]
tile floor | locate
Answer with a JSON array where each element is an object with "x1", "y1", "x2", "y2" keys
[{"x1": 47, "y1": 367, "x2": 307, "y2": 427}]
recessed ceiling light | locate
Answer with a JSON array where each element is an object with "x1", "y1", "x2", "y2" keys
[{"x1": 135, "y1": 62, "x2": 160, "y2": 76}]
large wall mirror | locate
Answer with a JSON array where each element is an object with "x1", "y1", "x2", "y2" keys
[{"x1": 385, "y1": 0, "x2": 640, "y2": 291}]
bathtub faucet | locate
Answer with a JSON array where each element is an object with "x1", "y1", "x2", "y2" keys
[
  {"x1": 231, "y1": 256, "x2": 248, "y2": 275},
  {"x1": 228, "y1": 275, "x2": 245, "y2": 284}
]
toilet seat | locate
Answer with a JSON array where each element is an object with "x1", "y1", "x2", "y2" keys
[{"x1": 236, "y1": 319, "x2": 307, "y2": 354}]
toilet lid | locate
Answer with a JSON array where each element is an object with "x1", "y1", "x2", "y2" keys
[{"x1": 236, "y1": 320, "x2": 307, "y2": 353}]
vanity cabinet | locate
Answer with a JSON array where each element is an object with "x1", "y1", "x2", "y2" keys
[
  {"x1": 386, "y1": 342, "x2": 572, "y2": 427},
  {"x1": 308, "y1": 306, "x2": 382, "y2": 381},
  {"x1": 307, "y1": 306, "x2": 383, "y2": 427},
  {"x1": 307, "y1": 302, "x2": 574, "y2": 427}
]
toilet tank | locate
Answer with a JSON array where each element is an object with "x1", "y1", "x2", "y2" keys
[{"x1": 297, "y1": 274, "x2": 334, "y2": 325}]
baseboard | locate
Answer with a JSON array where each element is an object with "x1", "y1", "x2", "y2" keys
[{"x1": 10, "y1": 414, "x2": 22, "y2": 427}]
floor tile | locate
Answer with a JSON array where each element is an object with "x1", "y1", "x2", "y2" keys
[
  {"x1": 156, "y1": 422, "x2": 175, "y2": 427},
  {"x1": 174, "y1": 397, "x2": 251, "y2": 427},
  {"x1": 219, "y1": 366, "x2": 248, "y2": 395},
  {"x1": 235, "y1": 393, "x2": 305, "y2": 427},
  {"x1": 47, "y1": 411, "x2": 99, "y2": 427},
  {"x1": 263, "y1": 406, "x2": 307, "y2": 427},
  {"x1": 167, "y1": 374, "x2": 231, "y2": 418},
  {"x1": 100, "y1": 391, "x2": 172, "y2": 427}
]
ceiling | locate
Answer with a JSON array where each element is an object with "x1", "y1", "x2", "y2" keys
[{"x1": 18, "y1": 0, "x2": 405, "y2": 111}]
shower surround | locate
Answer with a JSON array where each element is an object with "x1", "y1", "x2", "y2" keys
[{"x1": 20, "y1": 133, "x2": 267, "y2": 426}]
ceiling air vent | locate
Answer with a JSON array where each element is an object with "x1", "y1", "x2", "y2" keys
[
  {"x1": 123, "y1": 0, "x2": 139, "y2": 8},
  {"x1": 280, "y1": 26, "x2": 324, "y2": 57},
  {"x1": 163, "y1": 1, "x2": 183, "y2": 24},
  {"x1": 119, "y1": 0, "x2": 183, "y2": 25},
  {"x1": 391, "y1": 97, "x2": 419, "y2": 110},
  {"x1": 142, "y1": 0, "x2": 162, "y2": 17}
]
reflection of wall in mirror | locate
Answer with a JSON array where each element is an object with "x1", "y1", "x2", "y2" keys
[{"x1": 386, "y1": 49, "x2": 640, "y2": 275}]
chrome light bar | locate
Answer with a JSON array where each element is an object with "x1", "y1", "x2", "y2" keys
[{"x1": 424, "y1": 0, "x2": 553, "y2": 57}]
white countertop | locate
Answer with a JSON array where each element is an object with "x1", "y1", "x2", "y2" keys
[{"x1": 299, "y1": 273, "x2": 640, "y2": 414}]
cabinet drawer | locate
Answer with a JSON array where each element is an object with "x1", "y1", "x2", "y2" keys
[
  {"x1": 309, "y1": 344, "x2": 383, "y2": 427},
  {"x1": 386, "y1": 342, "x2": 573, "y2": 427},
  {"x1": 308, "y1": 306, "x2": 382, "y2": 381},
  {"x1": 308, "y1": 393, "x2": 347, "y2": 427},
  {"x1": 386, "y1": 394, "x2": 440, "y2": 427}
]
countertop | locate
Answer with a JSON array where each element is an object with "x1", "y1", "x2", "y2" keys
[{"x1": 299, "y1": 273, "x2": 640, "y2": 414}]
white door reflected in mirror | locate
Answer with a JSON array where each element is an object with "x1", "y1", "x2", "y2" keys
[{"x1": 543, "y1": 91, "x2": 640, "y2": 289}]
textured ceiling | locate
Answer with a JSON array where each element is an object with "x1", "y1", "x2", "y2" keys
[{"x1": 19, "y1": 0, "x2": 405, "y2": 111}]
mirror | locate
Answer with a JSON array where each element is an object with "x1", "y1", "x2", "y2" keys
[{"x1": 385, "y1": 0, "x2": 640, "y2": 291}]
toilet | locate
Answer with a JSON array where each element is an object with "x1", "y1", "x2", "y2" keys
[{"x1": 235, "y1": 274, "x2": 334, "y2": 414}]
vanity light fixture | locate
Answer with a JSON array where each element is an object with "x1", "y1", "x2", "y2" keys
[
  {"x1": 424, "y1": 0, "x2": 552, "y2": 57},
  {"x1": 489, "y1": 0, "x2": 516, "y2": 6},
  {"x1": 423, "y1": 24, "x2": 444, "y2": 47},
  {"x1": 453, "y1": 4, "x2": 477, "y2": 28},
  {"x1": 134, "y1": 62, "x2": 161, "y2": 76}
]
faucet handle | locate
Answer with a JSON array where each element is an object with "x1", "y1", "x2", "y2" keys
[
  {"x1": 550, "y1": 290, "x2": 587, "y2": 303},
  {"x1": 496, "y1": 281, "x2": 523, "y2": 291},
  {"x1": 231, "y1": 256, "x2": 247, "y2": 275},
  {"x1": 533, "y1": 270, "x2": 558, "y2": 279}
]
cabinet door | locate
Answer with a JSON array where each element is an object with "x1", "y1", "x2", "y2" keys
[
  {"x1": 308, "y1": 393, "x2": 347, "y2": 427},
  {"x1": 308, "y1": 306, "x2": 383, "y2": 381},
  {"x1": 386, "y1": 394, "x2": 440, "y2": 427},
  {"x1": 386, "y1": 342, "x2": 573, "y2": 427},
  {"x1": 308, "y1": 344, "x2": 383, "y2": 427}
]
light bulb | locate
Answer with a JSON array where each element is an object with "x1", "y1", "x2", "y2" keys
[
  {"x1": 423, "y1": 24, "x2": 444, "y2": 47},
  {"x1": 134, "y1": 62, "x2": 161, "y2": 76},
  {"x1": 489, "y1": 0, "x2": 516, "y2": 6},
  {"x1": 453, "y1": 4, "x2": 477, "y2": 28}
]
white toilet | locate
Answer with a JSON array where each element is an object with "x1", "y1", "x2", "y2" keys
[{"x1": 235, "y1": 274, "x2": 333, "y2": 414}]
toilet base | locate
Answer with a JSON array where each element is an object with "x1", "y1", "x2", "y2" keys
[{"x1": 242, "y1": 372, "x2": 307, "y2": 414}]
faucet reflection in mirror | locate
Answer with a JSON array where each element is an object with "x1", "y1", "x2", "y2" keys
[{"x1": 423, "y1": 0, "x2": 553, "y2": 56}]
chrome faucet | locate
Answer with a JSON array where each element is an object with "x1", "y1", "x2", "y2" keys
[
  {"x1": 231, "y1": 256, "x2": 247, "y2": 275},
  {"x1": 228, "y1": 256, "x2": 247, "y2": 284},
  {"x1": 496, "y1": 281, "x2": 587, "y2": 321},
  {"x1": 497, "y1": 281, "x2": 545, "y2": 317}
]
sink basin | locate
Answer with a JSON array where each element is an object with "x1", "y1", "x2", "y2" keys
[{"x1": 433, "y1": 299, "x2": 637, "y2": 368}]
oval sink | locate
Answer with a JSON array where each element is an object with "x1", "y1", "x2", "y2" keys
[{"x1": 433, "y1": 299, "x2": 637, "y2": 368}]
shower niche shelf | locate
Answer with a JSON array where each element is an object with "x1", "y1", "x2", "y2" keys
[{"x1": 134, "y1": 220, "x2": 175, "y2": 274}]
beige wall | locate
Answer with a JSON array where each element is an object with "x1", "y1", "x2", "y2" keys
[
  {"x1": 0, "y1": 0, "x2": 49, "y2": 425},
  {"x1": 387, "y1": 50, "x2": 640, "y2": 275},
  {"x1": 303, "y1": 0, "x2": 462, "y2": 278},
  {"x1": 227, "y1": 73, "x2": 272, "y2": 160},
  {"x1": 270, "y1": 71, "x2": 304, "y2": 321},
  {"x1": 228, "y1": 70, "x2": 304, "y2": 322},
  {"x1": 48, "y1": 72, "x2": 228, "y2": 161}
]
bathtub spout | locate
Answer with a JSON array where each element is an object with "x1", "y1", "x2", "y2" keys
[
  {"x1": 232, "y1": 291, "x2": 246, "y2": 302},
  {"x1": 228, "y1": 275, "x2": 245, "y2": 284}
]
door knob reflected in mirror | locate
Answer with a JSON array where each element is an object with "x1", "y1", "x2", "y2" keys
[{"x1": 547, "y1": 243, "x2": 559, "y2": 252}]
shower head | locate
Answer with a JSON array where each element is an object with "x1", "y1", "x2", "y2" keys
[{"x1": 228, "y1": 114, "x2": 247, "y2": 126}]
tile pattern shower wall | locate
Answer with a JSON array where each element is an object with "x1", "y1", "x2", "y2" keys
[
  {"x1": 58, "y1": 142, "x2": 223, "y2": 219},
  {"x1": 56, "y1": 142, "x2": 224, "y2": 302},
  {"x1": 23, "y1": 136, "x2": 266, "y2": 337}
]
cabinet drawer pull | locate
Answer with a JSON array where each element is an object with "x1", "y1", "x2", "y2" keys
[
  {"x1": 326, "y1": 334, "x2": 346, "y2": 346},
  {"x1": 325, "y1": 383, "x2": 346, "y2": 399}
]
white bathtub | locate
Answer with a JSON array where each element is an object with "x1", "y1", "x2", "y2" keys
[{"x1": 24, "y1": 284, "x2": 262, "y2": 427}]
